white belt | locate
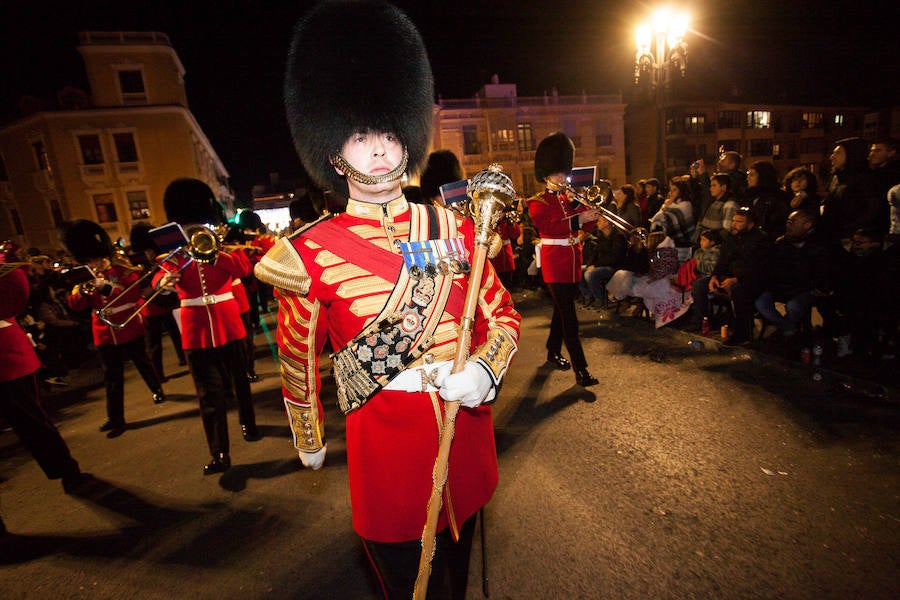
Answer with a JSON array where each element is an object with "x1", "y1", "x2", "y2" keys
[
  {"x1": 181, "y1": 292, "x2": 235, "y2": 307},
  {"x1": 383, "y1": 360, "x2": 452, "y2": 393},
  {"x1": 540, "y1": 237, "x2": 577, "y2": 246},
  {"x1": 105, "y1": 302, "x2": 136, "y2": 315},
  {"x1": 0, "y1": 319, "x2": 12, "y2": 329}
]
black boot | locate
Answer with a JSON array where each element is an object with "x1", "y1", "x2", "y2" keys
[
  {"x1": 546, "y1": 352, "x2": 571, "y2": 371},
  {"x1": 575, "y1": 368, "x2": 598, "y2": 387},
  {"x1": 152, "y1": 390, "x2": 166, "y2": 404},
  {"x1": 242, "y1": 424, "x2": 262, "y2": 442},
  {"x1": 203, "y1": 453, "x2": 231, "y2": 475}
]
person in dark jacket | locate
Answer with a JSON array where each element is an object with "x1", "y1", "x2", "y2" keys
[
  {"x1": 746, "y1": 160, "x2": 791, "y2": 239},
  {"x1": 820, "y1": 137, "x2": 882, "y2": 242},
  {"x1": 580, "y1": 213, "x2": 627, "y2": 307},
  {"x1": 783, "y1": 166, "x2": 822, "y2": 217},
  {"x1": 691, "y1": 207, "x2": 772, "y2": 343},
  {"x1": 754, "y1": 210, "x2": 828, "y2": 347}
]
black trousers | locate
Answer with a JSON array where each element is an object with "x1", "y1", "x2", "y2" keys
[
  {"x1": 546, "y1": 282, "x2": 588, "y2": 370},
  {"x1": 187, "y1": 339, "x2": 255, "y2": 457},
  {"x1": 362, "y1": 514, "x2": 477, "y2": 600},
  {"x1": 97, "y1": 336, "x2": 162, "y2": 425},
  {"x1": 0, "y1": 372, "x2": 79, "y2": 480},
  {"x1": 240, "y1": 311, "x2": 257, "y2": 376},
  {"x1": 145, "y1": 312, "x2": 186, "y2": 378}
]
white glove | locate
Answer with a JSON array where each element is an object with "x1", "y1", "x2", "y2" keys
[
  {"x1": 298, "y1": 444, "x2": 326, "y2": 470},
  {"x1": 436, "y1": 362, "x2": 495, "y2": 408}
]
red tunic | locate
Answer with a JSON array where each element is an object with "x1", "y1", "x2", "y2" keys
[
  {"x1": 262, "y1": 196, "x2": 520, "y2": 543},
  {"x1": 68, "y1": 263, "x2": 146, "y2": 346},
  {"x1": 489, "y1": 219, "x2": 520, "y2": 274},
  {"x1": 527, "y1": 189, "x2": 594, "y2": 283},
  {"x1": 156, "y1": 250, "x2": 251, "y2": 350},
  {"x1": 0, "y1": 267, "x2": 41, "y2": 382}
]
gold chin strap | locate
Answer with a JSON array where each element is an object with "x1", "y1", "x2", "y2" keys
[{"x1": 331, "y1": 148, "x2": 409, "y2": 186}]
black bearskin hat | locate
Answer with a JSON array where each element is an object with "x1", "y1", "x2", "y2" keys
[
  {"x1": 163, "y1": 178, "x2": 223, "y2": 225},
  {"x1": 419, "y1": 150, "x2": 463, "y2": 200},
  {"x1": 129, "y1": 222, "x2": 156, "y2": 253},
  {"x1": 61, "y1": 219, "x2": 113, "y2": 264},
  {"x1": 284, "y1": 0, "x2": 434, "y2": 198},
  {"x1": 534, "y1": 132, "x2": 575, "y2": 182}
]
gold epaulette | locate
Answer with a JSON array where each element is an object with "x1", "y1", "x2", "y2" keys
[{"x1": 254, "y1": 236, "x2": 312, "y2": 295}]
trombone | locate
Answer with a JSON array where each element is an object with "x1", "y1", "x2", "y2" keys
[
  {"x1": 548, "y1": 179, "x2": 649, "y2": 243},
  {"x1": 95, "y1": 225, "x2": 222, "y2": 329}
]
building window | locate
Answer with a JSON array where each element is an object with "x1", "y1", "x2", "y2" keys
[
  {"x1": 802, "y1": 112, "x2": 823, "y2": 129},
  {"x1": 113, "y1": 132, "x2": 139, "y2": 163},
  {"x1": 463, "y1": 125, "x2": 481, "y2": 155},
  {"x1": 492, "y1": 128, "x2": 516, "y2": 152},
  {"x1": 517, "y1": 123, "x2": 534, "y2": 152},
  {"x1": 773, "y1": 143, "x2": 781, "y2": 159},
  {"x1": 799, "y1": 137, "x2": 825, "y2": 154},
  {"x1": 126, "y1": 190, "x2": 151, "y2": 220},
  {"x1": 748, "y1": 139, "x2": 773, "y2": 156},
  {"x1": 32, "y1": 140, "x2": 49, "y2": 170},
  {"x1": 118, "y1": 69, "x2": 147, "y2": 104},
  {"x1": 833, "y1": 114, "x2": 845, "y2": 127},
  {"x1": 93, "y1": 192, "x2": 118, "y2": 223},
  {"x1": 684, "y1": 114, "x2": 705, "y2": 134},
  {"x1": 78, "y1": 134, "x2": 104, "y2": 165},
  {"x1": 717, "y1": 111, "x2": 742, "y2": 129},
  {"x1": 596, "y1": 161, "x2": 610, "y2": 181},
  {"x1": 746, "y1": 111, "x2": 771, "y2": 129},
  {"x1": 595, "y1": 134, "x2": 612, "y2": 147}
]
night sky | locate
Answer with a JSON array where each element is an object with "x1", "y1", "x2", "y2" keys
[{"x1": 2, "y1": 1, "x2": 895, "y2": 199}]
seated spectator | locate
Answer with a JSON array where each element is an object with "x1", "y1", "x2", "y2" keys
[
  {"x1": 614, "y1": 184, "x2": 643, "y2": 229},
  {"x1": 821, "y1": 228, "x2": 897, "y2": 360},
  {"x1": 695, "y1": 173, "x2": 739, "y2": 245},
  {"x1": 643, "y1": 178, "x2": 664, "y2": 225},
  {"x1": 608, "y1": 233, "x2": 690, "y2": 327},
  {"x1": 31, "y1": 283, "x2": 80, "y2": 385},
  {"x1": 754, "y1": 210, "x2": 828, "y2": 354},
  {"x1": 820, "y1": 137, "x2": 883, "y2": 243},
  {"x1": 868, "y1": 138, "x2": 900, "y2": 209},
  {"x1": 783, "y1": 166, "x2": 822, "y2": 217},
  {"x1": 650, "y1": 177, "x2": 696, "y2": 261},
  {"x1": 690, "y1": 207, "x2": 772, "y2": 344},
  {"x1": 745, "y1": 160, "x2": 791, "y2": 239},
  {"x1": 675, "y1": 229, "x2": 721, "y2": 293},
  {"x1": 580, "y1": 213, "x2": 627, "y2": 307},
  {"x1": 717, "y1": 150, "x2": 748, "y2": 202}
]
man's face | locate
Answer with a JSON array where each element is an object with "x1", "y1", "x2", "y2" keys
[
  {"x1": 730, "y1": 214, "x2": 750, "y2": 235},
  {"x1": 334, "y1": 130, "x2": 405, "y2": 198},
  {"x1": 830, "y1": 145, "x2": 847, "y2": 171},
  {"x1": 646, "y1": 183, "x2": 658, "y2": 196},
  {"x1": 868, "y1": 144, "x2": 894, "y2": 169},
  {"x1": 784, "y1": 211, "x2": 810, "y2": 239},
  {"x1": 709, "y1": 179, "x2": 726, "y2": 200}
]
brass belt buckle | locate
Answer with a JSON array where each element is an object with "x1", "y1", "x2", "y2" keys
[{"x1": 201, "y1": 294, "x2": 216, "y2": 305}]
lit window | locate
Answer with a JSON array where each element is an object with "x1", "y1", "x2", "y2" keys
[
  {"x1": 93, "y1": 193, "x2": 118, "y2": 223},
  {"x1": 802, "y1": 112, "x2": 823, "y2": 129},
  {"x1": 746, "y1": 111, "x2": 771, "y2": 129},
  {"x1": 684, "y1": 114, "x2": 705, "y2": 134},
  {"x1": 773, "y1": 144, "x2": 781, "y2": 159},
  {"x1": 833, "y1": 114, "x2": 844, "y2": 126},
  {"x1": 517, "y1": 123, "x2": 534, "y2": 151},
  {"x1": 126, "y1": 190, "x2": 151, "y2": 220}
]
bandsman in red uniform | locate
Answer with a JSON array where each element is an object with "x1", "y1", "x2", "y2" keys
[
  {"x1": 255, "y1": 3, "x2": 520, "y2": 598},
  {"x1": 1, "y1": 254, "x2": 84, "y2": 533},
  {"x1": 129, "y1": 222, "x2": 186, "y2": 382},
  {"x1": 490, "y1": 213, "x2": 521, "y2": 291},
  {"x1": 158, "y1": 178, "x2": 260, "y2": 475},
  {"x1": 64, "y1": 220, "x2": 166, "y2": 438},
  {"x1": 526, "y1": 132, "x2": 600, "y2": 386}
]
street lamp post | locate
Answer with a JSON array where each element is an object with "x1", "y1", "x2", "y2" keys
[{"x1": 634, "y1": 8, "x2": 689, "y2": 182}]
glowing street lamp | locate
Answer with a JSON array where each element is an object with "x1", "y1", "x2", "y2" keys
[{"x1": 634, "y1": 7, "x2": 689, "y2": 181}]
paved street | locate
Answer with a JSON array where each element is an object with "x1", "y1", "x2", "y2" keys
[{"x1": 1, "y1": 291, "x2": 898, "y2": 599}]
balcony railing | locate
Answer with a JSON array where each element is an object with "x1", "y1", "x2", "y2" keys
[
  {"x1": 438, "y1": 94, "x2": 623, "y2": 110},
  {"x1": 79, "y1": 31, "x2": 172, "y2": 46}
]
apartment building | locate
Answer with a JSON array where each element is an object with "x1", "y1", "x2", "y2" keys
[
  {"x1": 0, "y1": 31, "x2": 230, "y2": 251},
  {"x1": 626, "y1": 101, "x2": 874, "y2": 184},
  {"x1": 431, "y1": 80, "x2": 627, "y2": 198}
]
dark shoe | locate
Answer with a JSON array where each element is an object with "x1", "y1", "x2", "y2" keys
[
  {"x1": 203, "y1": 453, "x2": 231, "y2": 475},
  {"x1": 99, "y1": 420, "x2": 125, "y2": 433},
  {"x1": 546, "y1": 352, "x2": 571, "y2": 371},
  {"x1": 152, "y1": 391, "x2": 166, "y2": 404},
  {"x1": 106, "y1": 423, "x2": 126, "y2": 438},
  {"x1": 242, "y1": 425, "x2": 262, "y2": 442},
  {"x1": 575, "y1": 369, "x2": 599, "y2": 387},
  {"x1": 247, "y1": 372, "x2": 260, "y2": 383}
]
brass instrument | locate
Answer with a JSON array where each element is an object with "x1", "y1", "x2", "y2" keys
[
  {"x1": 547, "y1": 179, "x2": 649, "y2": 243},
  {"x1": 184, "y1": 224, "x2": 220, "y2": 264}
]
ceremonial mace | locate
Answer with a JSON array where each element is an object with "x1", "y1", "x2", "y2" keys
[{"x1": 414, "y1": 164, "x2": 516, "y2": 599}]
